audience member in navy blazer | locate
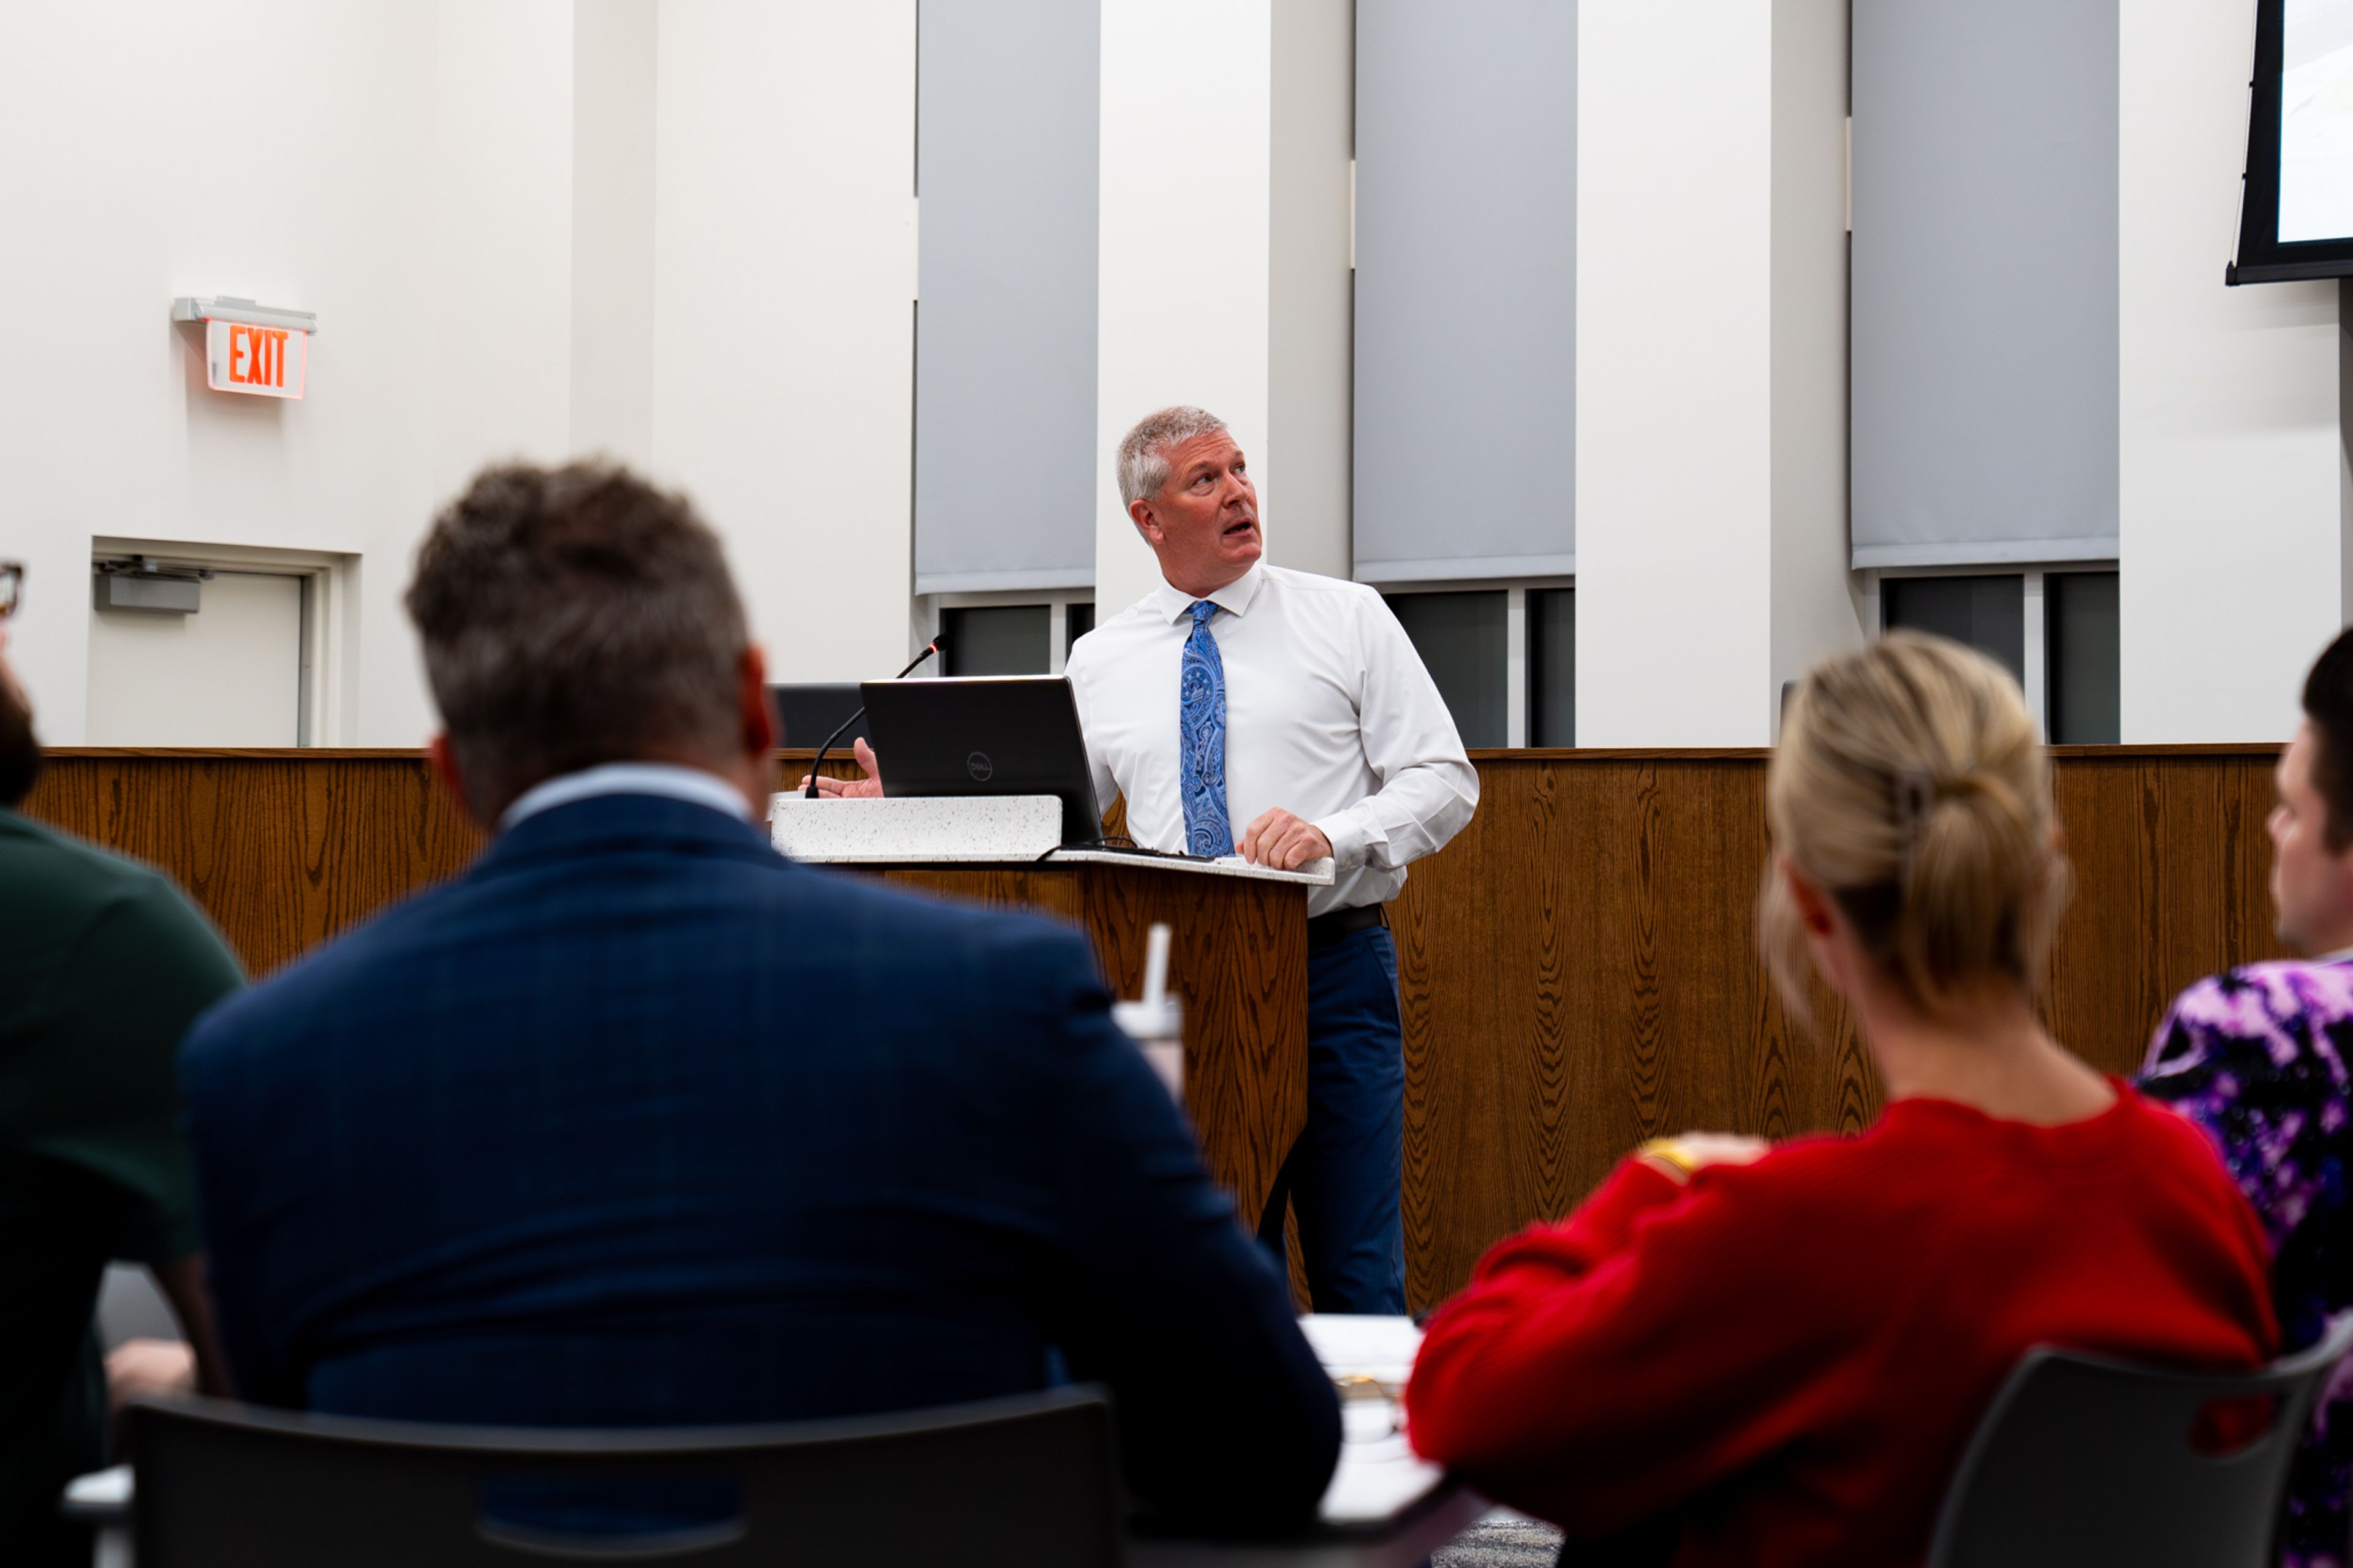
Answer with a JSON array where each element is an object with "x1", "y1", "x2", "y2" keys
[{"x1": 179, "y1": 461, "x2": 1339, "y2": 1532}]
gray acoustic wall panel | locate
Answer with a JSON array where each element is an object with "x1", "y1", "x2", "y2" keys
[
  {"x1": 1354, "y1": 1, "x2": 1575, "y2": 585},
  {"x1": 914, "y1": 0, "x2": 1099, "y2": 594},
  {"x1": 1851, "y1": 0, "x2": 2119, "y2": 570}
]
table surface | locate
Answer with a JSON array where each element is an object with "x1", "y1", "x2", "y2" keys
[
  {"x1": 66, "y1": 1314, "x2": 1477, "y2": 1565},
  {"x1": 1124, "y1": 1316, "x2": 1485, "y2": 1568}
]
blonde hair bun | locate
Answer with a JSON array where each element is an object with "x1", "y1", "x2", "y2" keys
[{"x1": 1761, "y1": 631, "x2": 2068, "y2": 1014}]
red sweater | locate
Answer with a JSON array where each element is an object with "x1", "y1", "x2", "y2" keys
[{"x1": 1406, "y1": 1086, "x2": 2278, "y2": 1567}]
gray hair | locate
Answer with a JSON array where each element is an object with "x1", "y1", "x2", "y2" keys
[
  {"x1": 404, "y1": 461, "x2": 750, "y2": 819},
  {"x1": 1116, "y1": 406, "x2": 1229, "y2": 509}
]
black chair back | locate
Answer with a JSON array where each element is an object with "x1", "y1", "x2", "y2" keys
[
  {"x1": 1925, "y1": 1313, "x2": 2353, "y2": 1568},
  {"x1": 130, "y1": 1385, "x2": 1124, "y2": 1567}
]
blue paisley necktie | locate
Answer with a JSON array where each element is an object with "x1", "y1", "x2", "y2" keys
[{"x1": 1179, "y1": 600, "x2": 1235, "y2": 858}]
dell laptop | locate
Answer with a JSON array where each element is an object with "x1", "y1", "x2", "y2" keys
[{"x1": 858, "y1": 675, "x2": 1103, "y2": 846}]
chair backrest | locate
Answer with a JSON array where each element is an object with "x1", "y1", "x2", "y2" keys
[
  {"x1": 130, "y1": 1385, "x2": 1126, "y2": 1568},
  {"x1": 1925, "y1": 1312, "x2": 2353, "y2": 1568}
]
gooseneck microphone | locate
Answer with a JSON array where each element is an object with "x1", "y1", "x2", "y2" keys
[{"x1": 801, "y1": 638, "x2": 943, "y2": 798}]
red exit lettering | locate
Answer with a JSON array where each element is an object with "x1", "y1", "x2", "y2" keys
[{"x1": 226, "y1": 325, "x2": 289, "y2": 388}]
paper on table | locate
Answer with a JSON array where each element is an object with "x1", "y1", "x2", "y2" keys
[
  {"x1": 1301, "y1": 1312, "x2": 1423, "y2": 1384},
  {"x1": 1320, "y1": 1432, "x2": 1446, "y2": 1526},
  {"x1": 1300, "y1": 1314, "x2": 1448, "y2": 1527}
]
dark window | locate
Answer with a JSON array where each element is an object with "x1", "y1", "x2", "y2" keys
[
  {"x1": 1881, "y1": 575, "x2": 2025, "y2": 688},
  {"x1": 1529, "y1": 588, "x2": 1574, "y2": 746},
  {"x1": 2045, "y1": 570, "x2": 2120, "y2": 744},
  {"x1": 941, "y1": 605, "x2": 1050, "y2": 676},
  {"x1": 767, "y1": 683, "x2": 865, "y2": 750},
  {"x1": 1385, "y1": 591, "x2": 1507, "y2": 748},
  {"x1": 1065, "y1": 600, "x2": 1095, "y2": 657}
]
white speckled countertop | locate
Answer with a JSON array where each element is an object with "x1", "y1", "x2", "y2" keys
[
  {"x1": 767, "y1": 793, "x2": 1334, "y2": 885},
  {"x1": 768, "y1": 793, "x2": 1061, "y2": 862}
]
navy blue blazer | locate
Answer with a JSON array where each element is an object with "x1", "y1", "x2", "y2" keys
[{"x1": 182, "y1": 793, "x2": 1339, "y2": 1529}]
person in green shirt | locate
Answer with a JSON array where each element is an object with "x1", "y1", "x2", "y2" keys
[{"x1": 0, "y1": 591, "x2": 243, "y2": 1565}]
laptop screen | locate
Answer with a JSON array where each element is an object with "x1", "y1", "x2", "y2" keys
[{"x1": 858, "y1": 676, "x2": 1102, "y2": 846}]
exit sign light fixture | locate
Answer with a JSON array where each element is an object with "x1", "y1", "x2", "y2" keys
[{"x1": 172, "y1": 296, "x2": 316, "y2": 400}]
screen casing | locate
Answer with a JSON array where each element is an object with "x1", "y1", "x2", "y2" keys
[{"x1": 2232, "y1": 0, "x2": 2353, "y2": 282}]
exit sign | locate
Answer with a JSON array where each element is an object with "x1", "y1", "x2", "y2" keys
[{"x1": 205, "y1": 319, "x2": 307, "y2": 399}]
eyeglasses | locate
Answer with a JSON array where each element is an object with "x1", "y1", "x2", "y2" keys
[{"x1": 0, "y1": 562, "x2": 18, "y2": 620}]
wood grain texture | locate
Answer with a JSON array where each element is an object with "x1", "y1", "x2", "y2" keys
[
  {"x1": 871, "y1": 863, "x2": 1310, "y2": 1225},
  {"x1": 18, "y1": 751, "x2": 866, "y2": 976},
  {"x1": 1392, "y1": 748, "x2": 2283, "y2": 1312},
  {"x1": 22, "y1": 751, "x2": 484, "y2": 975},
  {"x1": 20, "y1": 746, "x2": 2286, "y2": 1320}
]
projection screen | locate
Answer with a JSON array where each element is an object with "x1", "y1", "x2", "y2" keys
[{"x1": 2232, "y1": 0, "x2": 2353, "y2": 280}]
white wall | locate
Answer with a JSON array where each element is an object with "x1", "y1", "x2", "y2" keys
[
  {"x1": 0, "y1": 0, "x2": 923, "y2": 742},
  {"x1": 1768, "y1": 0, "x2": 1866, "y2": 721},
  {"x1": 1575, "y1": 2, "x2": 1778, "y2": 746},
  {"x1": 1094, "y1": 0, "x2": 1275, "y2": 619},
  {"x1": 1267, "y1": 0, "x2": 1356, "y2": 584},
  {"x1": 570, "y1": 0, "x2": 659, "y2": 471},
  {"x1": 650, "y1": 1, "x2": 916, "y2": 684},
  {"x1": 10, "y1": 4, "x2": 2344, "y2": 751},
  {"x1": 0, "y1": 2, "x2": 576, "y2": 746},
  {"x1": 2120, "y1": 0, "x2": 2344, "y2": 743}
]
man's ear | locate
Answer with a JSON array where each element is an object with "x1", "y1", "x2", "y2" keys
[
  {"x1": 1129, "y1": 498, "x2": 1164, "y2": 545},
  {"x1": 426, "y1": 733, "x2": 489, "y2": 830},
  {"x1": 738, "y1": 645, "x2": 775, "y2": 757}
]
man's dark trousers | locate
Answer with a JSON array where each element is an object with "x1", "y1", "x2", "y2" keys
[{"x1": 1256, "y1": 923, "x2": 1406, "y2": 1314}]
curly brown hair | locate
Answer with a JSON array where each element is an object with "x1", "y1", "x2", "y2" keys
[{"x1": 405, "y1": 461, "x2": 748, "y2": 819}]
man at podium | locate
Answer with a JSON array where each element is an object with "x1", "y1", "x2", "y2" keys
[
  {"x1": 1074, "y1": 405, "x2": 1477, "y2": 1312},
  {"x1": 819, "y1": 406, "x2": 1477, "y2": 1312}
]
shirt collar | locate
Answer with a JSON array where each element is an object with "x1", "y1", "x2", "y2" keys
[
  {"x1": 499, "y1": 761, "x2": 755, "y2": 833},
  {"x1": 1151, "y1": 561, "x2": 1267, "y2": 625}
]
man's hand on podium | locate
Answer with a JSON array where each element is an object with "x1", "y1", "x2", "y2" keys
[
  {"x1": 798, "y1": 737, "x2": 885, "y2": 798},
  {"x1": 1238, "y1": 807, "x2": 1333, "y2": 871}
]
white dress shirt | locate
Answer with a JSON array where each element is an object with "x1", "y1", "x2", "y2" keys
[
  {"x1": 499, "y1": 761, "x2": 756, "y2": 831},
  {"x1": 1065, "y1": 562, "x2": 1479, "y2": 917}
]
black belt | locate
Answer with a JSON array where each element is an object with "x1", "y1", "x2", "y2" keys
[{"x1": 1307, "y1": 903, "x2": 1388, "y2": 948}]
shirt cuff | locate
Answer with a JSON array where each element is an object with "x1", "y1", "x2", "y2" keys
[{"x1": 1313, "y1": 808, "x2": 1377, "y2": 871}]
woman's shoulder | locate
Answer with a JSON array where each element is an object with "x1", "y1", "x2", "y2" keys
[
  {"x1": 1677, "y1": 1124, "x2": 1928, "y2": 1221},
  {"x1": 2145, "y1": 958, "x2": 2353, "y2": 1089},
  {"x1": 1725, "y1": 1089, "x2": 2194, "y2": 1191},
  {"x1": 2160, "y1": 959, "x2": 2353, "y2": 1046}
]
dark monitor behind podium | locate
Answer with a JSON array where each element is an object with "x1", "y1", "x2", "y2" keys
[
  {"x1": 768, "y1": 683, "x2": 866, "y2": 750},
  {"x1": 860, "y1": 676, "x2": 1102, "y2": 846}
]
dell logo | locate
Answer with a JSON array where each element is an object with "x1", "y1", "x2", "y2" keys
[{"x1": 966, "y1": 751, "x2": 995, "y2": 782}]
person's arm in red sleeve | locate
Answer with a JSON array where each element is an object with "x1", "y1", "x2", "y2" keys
[
  {"x1": 1406, "y1": 1146, "x2": 1868, "y2": 1533},
  {"x1": 1405, "y1": 1157, "x2": 1680, "y2": 1463}
]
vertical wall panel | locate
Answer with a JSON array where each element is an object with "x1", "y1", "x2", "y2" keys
[
  {"x1": 914, "y1": 0, "x2": 1099, "y2": 593},
  {"x1": 1851, "y1": 0, "x2": 2119, "y2": 569},
  {"x1": 1354, "y1": 0, "x2": 1575, "y2": 585},
  {"x1": 570, "y1": 0, "x2": 657, "y2": 471}
]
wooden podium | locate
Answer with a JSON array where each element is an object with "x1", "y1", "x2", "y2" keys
[{"x1": 771, "y1": 798, "x2": 1323, "y2": 1227}]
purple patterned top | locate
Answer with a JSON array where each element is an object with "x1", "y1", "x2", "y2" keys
[{"x1": 2142, "y1": 959, "x2": 2353, "y2": 1568}]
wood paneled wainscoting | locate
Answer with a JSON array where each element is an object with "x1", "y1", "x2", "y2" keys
[
  {"x1": 23, "y1": 744, "x2": 2283, "y2": 1313},
  {"x1": 1392, "y1": 746, "x2": 2281, "y2": 1311},
  {"x1": 25, "y1": 749, "x2": 483, "y2": 971}
]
